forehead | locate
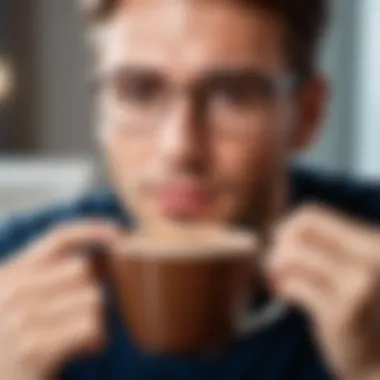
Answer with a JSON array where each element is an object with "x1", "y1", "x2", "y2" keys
[{"x1": 97, "y1": 0, "x2": 288, "y2": 78}]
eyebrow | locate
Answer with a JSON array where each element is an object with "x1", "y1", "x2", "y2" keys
[
  {"x1": 102, "y1": 64, "x2": 277, "y2": 83},
  {"x1": 200, "y1": 68, "x2": 275, "y2": 86},
  {"x1": 108, "y1": 66, "x2": 165, "y2": 82}
]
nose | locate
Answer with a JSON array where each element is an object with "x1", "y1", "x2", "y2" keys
[{"x1": 158, "y1": 95, "x2": 208, "y2": 174}]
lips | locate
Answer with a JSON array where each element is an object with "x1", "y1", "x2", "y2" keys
[{"x1": 155, "y1": 185, "x2": 210, "y2": 218}]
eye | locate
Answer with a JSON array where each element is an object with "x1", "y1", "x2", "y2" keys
[
  {"x1": 207, "y1": 75, "x2": 276, "y2": 107},
  {"x1": 116, "y1": 77, "x2": 162, "y2": 104},
  {"x1": 212, "y1": 82, "x2": 256, "y2": 105}
]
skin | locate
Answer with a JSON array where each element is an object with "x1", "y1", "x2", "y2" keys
[
  {"x1": 0, "y1": 1, "x2": 380, "y2": 379},
  {"x1": 0, "y1": 221, "x2": 118, "y2": 379},
  {"x1": 95, "y1": 0, "x2": 324, "y2": 231},
  {"x1": 268, "y1": 205, "x2": 380, "y2": 380}
]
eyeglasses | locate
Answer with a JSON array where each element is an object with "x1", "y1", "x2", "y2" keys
[{"x1": 92, "y1": 66, "x2": 299, "y2": 136}]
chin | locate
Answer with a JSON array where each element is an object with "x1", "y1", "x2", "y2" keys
[{"x1": 122, "y1": 191, "x2": 247, "y2": 228}]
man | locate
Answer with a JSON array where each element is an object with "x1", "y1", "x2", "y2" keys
[{"x1": 1, "y1": 0, "x2": 380, "y2": 379}]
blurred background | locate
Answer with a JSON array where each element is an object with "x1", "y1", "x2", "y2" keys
[{"x1": 0, "y1": 0, "x2": 379, "y2": 217}]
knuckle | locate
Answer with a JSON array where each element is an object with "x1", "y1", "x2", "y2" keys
[
  {"x1": 77, "y1": 315, "x2": 105, "y2": 349},
  {"x1": 88, "y1": 323, "x2": 106, "y2": 350},
  {"x1": 276, "y1": 217, "x2": 306, "y2": 246},
  {"x1": 83, "y1": 286, "x2": 103, "y2": 310},
  {"x1": 69, "y1": 257, "x2": 92, "y2": 280},
  {"x1": 49, "y1": 224, "x2": 69, "y2": 242},
  {"x1": 348, "y1": 271, "x2": 376, "y2": 303},
  {"x1": 276, "y1": 205, "x2": 320, "y2": 244},
  {"x1": 42, "y1": 223, "x2": 78, "y2": 252},
  {"x1": 294, "y1": 209, "x2": 317, "y2": 231},
  {"x1": 298, "y1": 202, "x2": 323, "y2": 217}
]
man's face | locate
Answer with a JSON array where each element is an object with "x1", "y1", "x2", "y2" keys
[{"x1": 95, "y1": 0, "x2": 321, "y2": 228}]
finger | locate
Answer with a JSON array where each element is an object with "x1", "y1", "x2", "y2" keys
[
  {"x1": 334, "y1": 266, "x2": 378, "y2": 318},
  {"x1": 268, "y1": 257, "x2": 330, "y2": 295},
  {"x1": 267, "y1": 241, "x2": 345, "y2": 289},
  {"x1": 50, "y1": 313, "x2": 105, "y2": 370},
  {"x1": 24, "y1": 220, "x2": 121, "y2": 264},
  {"x1": 275, "y1": 204, "x2": 380, "y2": 266},
  {"x1": 3, "y1": 254, "x2": 100, "y2": 310},
  {"x1": 16, "y1": 300, "x2": 105, "y2": 376},
  {"x1": 4, "y1": 280, "x2": 104, "y2": 342},
  {"x1": 36, "y1": 284, "x2": 104, "y2": 330},
  {"x1": 266, "y1": 240, "x2": 337, "y2": 311},
  {"x1": 269, "y1": 268, "x2": 329, "y2": 317},
  {"x1": 46, "y1": 293, "x2": 106, "y2": 371}
]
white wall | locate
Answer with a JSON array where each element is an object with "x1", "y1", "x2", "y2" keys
[
  {"x1": 34, "y1": 0, "x2": 92, "y2": 154},
  {"x1": 354, "y1": 0, "x2": 380, "y2": 179},
  {"x1": 297, "y1": 0, "x2": 357, "y2": 173}
]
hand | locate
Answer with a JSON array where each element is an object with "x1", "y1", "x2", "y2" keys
[
  {"x1": 267, "y1": 205, "x2": 380, "y2": 380},
  {"x1": 0, "y1": 221, "x2": 119, "y2": 380}
]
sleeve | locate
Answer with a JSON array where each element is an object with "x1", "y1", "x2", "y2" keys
[
  {"x1": 0, "y1": 209, "x2": 61, "y2": 261},
  {"x1": 0, "y1": 197, "x2": 91, "y2": 262},
  {"x1": 0, "y1": 189, "x2": 123, "y2": 262},
  {"x1": 292, "y1": 168, "x2": 380, "y2": 225}
]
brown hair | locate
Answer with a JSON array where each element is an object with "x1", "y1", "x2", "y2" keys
[{"x1": 82, "y1": 0, "x2": 328, "y2": 77}]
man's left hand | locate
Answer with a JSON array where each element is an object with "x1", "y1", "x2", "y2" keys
[{"x1": 268, "y1": 204, "x2": 380, "y2": 380}]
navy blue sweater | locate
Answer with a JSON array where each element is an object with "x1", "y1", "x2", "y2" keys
[{"x1": 1, "y1": 168, "x2": 380, "y2": 380}]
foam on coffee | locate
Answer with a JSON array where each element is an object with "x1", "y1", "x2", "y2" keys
[{"x1": 116, "y1": 224, "x2": 256, "y2": 259}]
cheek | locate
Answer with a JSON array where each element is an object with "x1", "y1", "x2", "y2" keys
[
  {"x1": 102, "y1": 131, "x2": 154, "y2": 180},
  {"x1": 211, "y1": 115, "x2": 287, "y2": 221},
  {"x1": 214, "y1": 116, "x2": 284, "y2": 185},
  {"x1": 96, "y1": 93, "x2": 156, "y2": 179}
]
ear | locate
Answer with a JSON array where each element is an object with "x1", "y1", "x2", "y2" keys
[{"x1": 290, "y1": 75, "x2": 329, "y2": 153}]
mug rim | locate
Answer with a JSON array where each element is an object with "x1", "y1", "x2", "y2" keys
[{"x1": 113, "y1": 229, "x2": 257, "y2": 260}]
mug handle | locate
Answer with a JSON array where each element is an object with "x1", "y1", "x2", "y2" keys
[
  {"x1": 237, "y1": 299, "x2": 287, "y2": 335},
  {"x1": 236, "y1": 230, "x2": 288, "y2": 334},
  {"x1": 83, "y1": 243, "x2": 109, "y2": 281}
]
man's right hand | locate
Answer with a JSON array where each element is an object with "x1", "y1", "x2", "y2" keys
[{"x1": 0, "y1": 221, "x2": 120, "y2": 380}]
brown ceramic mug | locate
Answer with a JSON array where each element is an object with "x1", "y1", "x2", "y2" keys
[{"x1": 109, "y1": 225, "x2": 283, "y2": 354}]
